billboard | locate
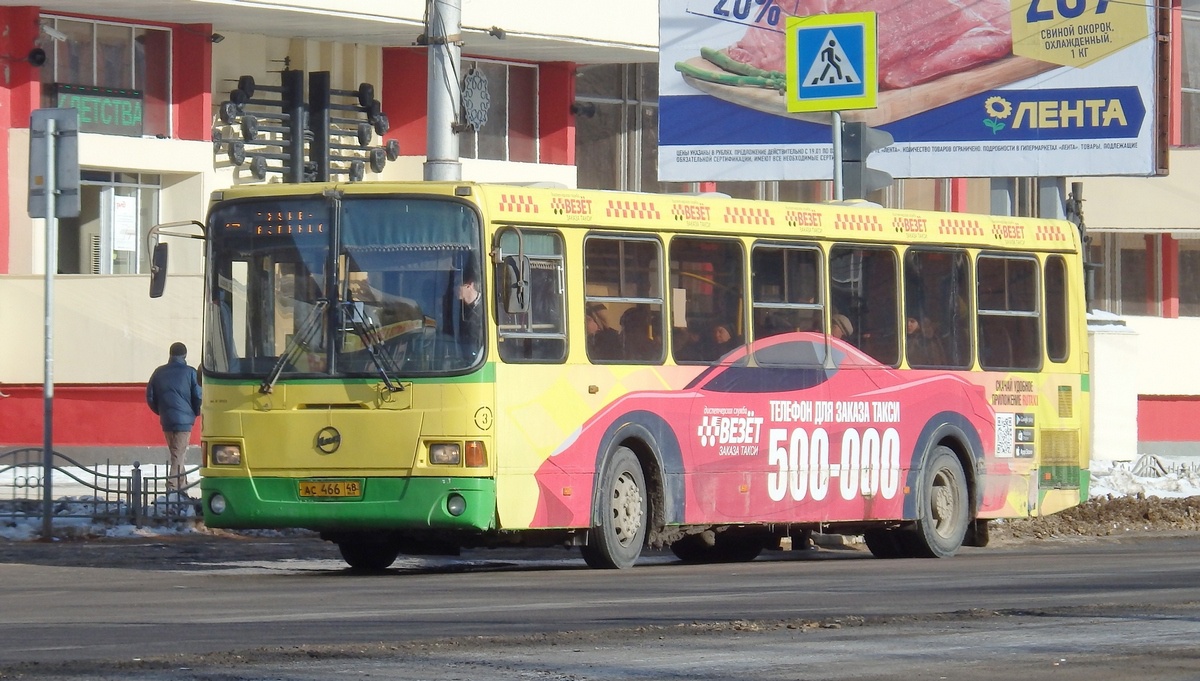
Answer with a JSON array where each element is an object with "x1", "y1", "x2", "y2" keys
[{"x1": 658, "y1": 0, "x2": 1158, "y2": 182}]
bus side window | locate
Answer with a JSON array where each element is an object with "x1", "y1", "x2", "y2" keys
[
  {"x1": 1045, "y1": 255, "x2": 1070, "y2": 363},
  {"x1": 751, "y1": 244, "x2": 822, "y2": 342},
  {"x1": 584, "y1": 235, "x2": 665, "y2": 364},
  {"x1": 670, "y1": 236, "x2": 745, "y2": 363},
  {"x1": 904, "y1": 248, "x2": 971, "y2": 369},
  {"x1": 977, "y1": 254, "x2": 1041, "y2": 371},
  {"x1": 831, "y1": 245, "x2": 899, "y2": 366}
]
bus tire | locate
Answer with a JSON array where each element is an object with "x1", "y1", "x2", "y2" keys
[
  {"x1": 910, "y1": 446, "x2": 970, "y2": 558},
  {"x1": 669, "y1": 531, "x2": 764, "y2": 563},
  {"x1": 338, "y1": 539, "x2": 401, "y2": 572},
  {"x1": 669, "y1": 533, "x2": 713, "y2": 563},
  {"x1": 863, "y1": 529, "x2": 908, "y2": 559},
  {"x1": 581, "y1": 446, "x2": 647, "y2": 569}
]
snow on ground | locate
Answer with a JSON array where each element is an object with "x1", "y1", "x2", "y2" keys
[
  {"x1": 1089, "y1": 456, "x2": 1200, "y2": 498},
  {"x1": 2, "y1": 456, "x2": 1199, "y2": 542}
]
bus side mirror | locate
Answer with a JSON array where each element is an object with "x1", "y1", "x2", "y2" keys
[
  {"x1": 501, "y1": 254, "x2": 530, "y2": 314},
  {"x1": 149, "y1": 242, "x2": 169, "y2": 298}
]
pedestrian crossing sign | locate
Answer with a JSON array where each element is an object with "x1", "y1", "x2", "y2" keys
[{"x1": 785, "y1": 12, "x2": 878, "y2": 113}]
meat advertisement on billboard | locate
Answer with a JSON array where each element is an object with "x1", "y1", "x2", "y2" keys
[{"x1": 658, "y1": 0, "x2": 1157, "y2": 182}]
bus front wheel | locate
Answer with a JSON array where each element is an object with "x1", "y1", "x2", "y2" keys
[
  {"x1": 581, "y1": 446, "x2": 647, "y2": 569},
  {"x1": 910, "y1": 446, "x2": 970, "y2": 558},
  {"x1": 337, "y1": 539, "x2": 401, "y2": 572}
]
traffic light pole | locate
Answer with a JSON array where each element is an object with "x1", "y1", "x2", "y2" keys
[{"x1": 832, "y1": 111, "x2": 844, "y2": 202}]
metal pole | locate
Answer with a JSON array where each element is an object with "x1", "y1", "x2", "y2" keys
[
  {"x1": 424, "y1": 0, "x2": 463, "y2": 181},
  {"x1": 831, "y1": 111, "x2": 843, "y2": 201},
  {"x1": 1038, "y1": 176, "x2": 1067, "y2": 220},
  {"x1": 41, "y1": 118, "x2": 57, "y2": 540}
]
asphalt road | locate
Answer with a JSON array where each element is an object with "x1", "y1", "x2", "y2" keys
[{"x1": 1, "y1": 532, "x2": 1199, "y2": 680}]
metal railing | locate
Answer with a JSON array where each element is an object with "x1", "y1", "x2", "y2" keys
[{"x1": 0, "y1": 447, "x2": 202, "y2": 528}]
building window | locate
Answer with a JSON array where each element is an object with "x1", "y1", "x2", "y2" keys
[
  {"x1": 38, "y1": 16, "x2": 171, "y2": 138},
  {"x1": 576, "y1": 63, "x2": 692, "y2": 193},
  {"x1": 1179, "y1": 239, "x2": 1200, "y2": 317},
  {"x1": 1089, "y1": 232, "x2": 1162, "y2": 317},
  {"x1": 57, "y1": 171, "x2": 160, "y2": 274},
  {"x1": 459, "y1": 59, "x2": 537, "y2": 162},
  {"x1": 1183, "y1": 2, "x2": 1200, "y2": 146},
  {"x1": 1117, "y1": 233, "x2": 1160, "y2": 316}
]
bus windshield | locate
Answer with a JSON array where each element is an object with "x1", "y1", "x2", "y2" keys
[{"x1": 203, "y1": 195, "x2": 484, "y2": 380}]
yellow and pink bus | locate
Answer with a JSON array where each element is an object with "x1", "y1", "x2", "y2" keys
[{"x1": 153, "y1": 181, "x2": 1090, "y2": 570}]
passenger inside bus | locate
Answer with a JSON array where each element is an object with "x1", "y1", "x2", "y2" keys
[
  {"x1": 619, "y1": 305, "x2": 661, "y2": 361},
  {"x1": 711, "y1": 323, "x2": 740, "y2": 357},
  {"x1": 673, "y1": 324, "x2": 704, "y2": 361},
  {"x1": 906, "y1": 315, "x2": 946, "y2": 366},
  {"x1": 585, "y1": 303, "x2": 622, "y2": 360},
  {"x1": 831, "y1": 313, "x2": 853, "y2": 342}
]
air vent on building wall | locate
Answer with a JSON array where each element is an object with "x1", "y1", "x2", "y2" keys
[{"x1": 89, "y1": 235, "x2": 101, "y2": 274}]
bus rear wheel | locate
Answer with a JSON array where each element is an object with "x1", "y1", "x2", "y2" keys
[
  {"x1": 910, "y1": 446, "x2": 970, "y2": 558},
  {"x1": 670, "y1": 531, "x2": 765, "y2": 563},
  {"x1": 581, "y1": 446, "x2": 647, "y2": 569},
  {"x1": 863, "y1": 529, "x2": 911, "y2": 559},
  {"x1": 337, "y1": 539, "x2": 401, "y2": 572}
]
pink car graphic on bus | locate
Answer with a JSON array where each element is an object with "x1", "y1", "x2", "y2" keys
[{"x1": 533, "y1": 332, "x2": 1003, "y2": 531}]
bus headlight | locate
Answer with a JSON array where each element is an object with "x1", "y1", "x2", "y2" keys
[
  {"x1": 209, "y1": 494, "x2": 227, "y2": 515},
  {"x1": 446, "y1": 493, "x2": 466, "y2": 516},
  {"x1": 210, "y1": 444, "x2": 242, "y2": 465},
  {"x1": 429, "y1": 443, "x2": 461, "y2": 465}
]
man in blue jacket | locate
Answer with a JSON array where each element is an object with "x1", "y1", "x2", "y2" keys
[{"x1": 146, "y1": 342, "x2": 202, "y2": 494}]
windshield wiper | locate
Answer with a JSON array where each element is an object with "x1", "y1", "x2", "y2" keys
[
  {"x1": 341, "y1": 300, "x2": 405, "y2": 392},
  {"x1": 260, "y1": 300, "x2": 328, "y2": 394}
]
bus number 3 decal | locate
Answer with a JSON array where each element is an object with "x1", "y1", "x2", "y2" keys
[{"x1": 767, "y1": 427, "x2": 902, "y2": 502}]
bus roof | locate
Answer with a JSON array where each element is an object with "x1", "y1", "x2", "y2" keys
[{"x1": 211, "y1": 181, "x2": 1082, "y2": 253}]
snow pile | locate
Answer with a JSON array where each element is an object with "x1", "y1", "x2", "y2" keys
[{"x1": 1090, "y1": 455, "x2": 1200, "y2": 499}]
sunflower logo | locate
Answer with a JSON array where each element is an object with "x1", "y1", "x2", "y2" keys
[{"x1": 983, "y1": 96, "x2": 1012, "y2": 134}]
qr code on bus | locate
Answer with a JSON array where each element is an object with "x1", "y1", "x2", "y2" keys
[{"x1": 994, "y1": 413, "x2": 1015, "y2": 458}]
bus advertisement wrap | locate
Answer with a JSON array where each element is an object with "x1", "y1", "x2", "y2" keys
[
  {"x1": 658, "y1": 0, "x2": 1158, "y2": 181},
  {"x1": 182, "y1": 181, "x2": 1089, "y2": 571}
]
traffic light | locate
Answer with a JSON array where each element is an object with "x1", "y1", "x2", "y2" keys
[
  {"x1": 841, "y1": 121, "x2": 893, "y2": 199},
  {"x1": 214, "y1": 69, "x2": 398, "y2": 184}
]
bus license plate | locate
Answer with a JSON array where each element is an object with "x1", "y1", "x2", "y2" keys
[{"x1": 299, "y1": 480, "x2": 362, "y2": 498}]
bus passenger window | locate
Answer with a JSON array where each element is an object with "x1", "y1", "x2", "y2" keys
[
  {"x1": 977, "y1": 254, "x2": 1040, "y2": 371},
  {"x1": 1045, "y1": 255, "x2": 1070, "y2": 363},
  {"x1": 904, "y1": 249, "x2": 971, "y2": 369},
  {"x1": 584, "y1": 235, "x2": 664, "y2": 364},
  {"x1": 667, "y1": 236, "x2": 743, "y2": 363},
  {"x1": 751, "y1": 245, "x2": 821, "y2": 341},
  {"x1": 830, "y1": 245, "x2": 898, "y2": 366}
]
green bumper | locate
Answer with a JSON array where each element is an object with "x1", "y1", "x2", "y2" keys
[{"x1": 201, "y1": 476, "x2": 497, "y2": 532}]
